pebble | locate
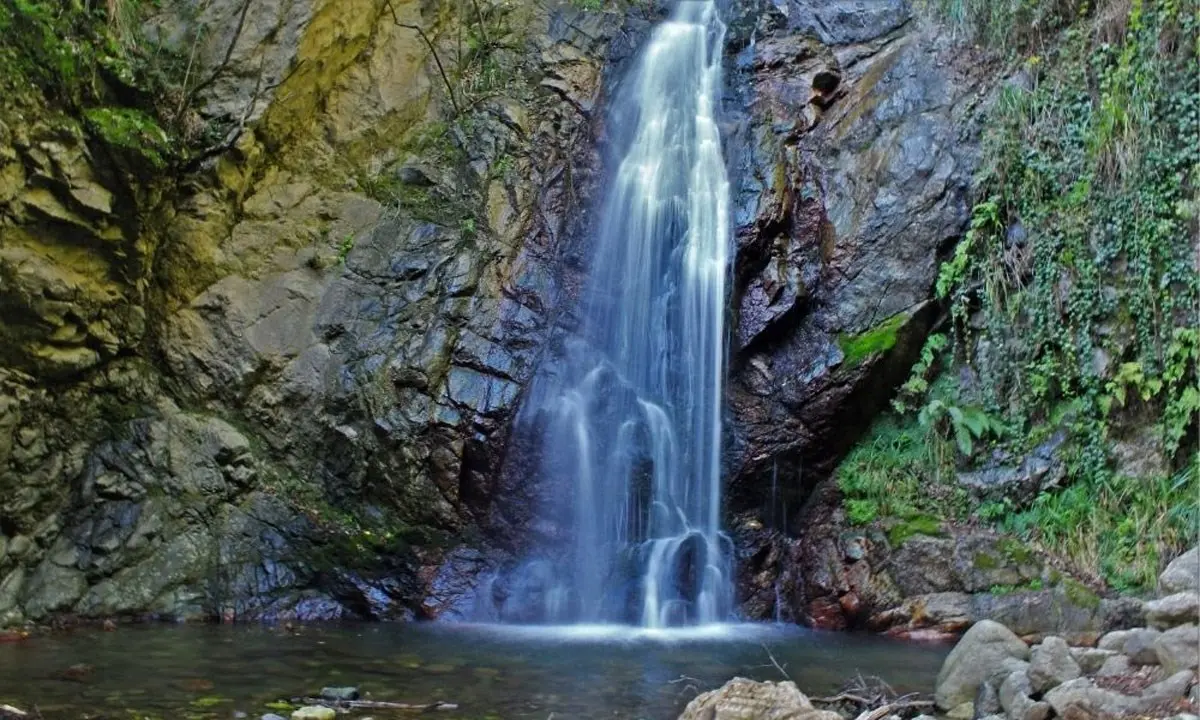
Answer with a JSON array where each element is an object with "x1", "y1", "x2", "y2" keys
[{"x1": 291, "y1": 707, "x2": 336, "y2": 720}]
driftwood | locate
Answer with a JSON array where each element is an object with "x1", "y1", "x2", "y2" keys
[
  {"x1": 852, "y1": 699, "x2": 935, "y2": 720},
  {"x1": 299, "y1": 698, "x2": 458, "y2": 712}
]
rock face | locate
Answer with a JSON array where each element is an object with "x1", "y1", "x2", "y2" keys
[
  {"x1": 0, "y1": 0, "x2": 997, "y2": 623},
  {"x1": 676, "y1": 678, "x2": 841, "y2": 720},
  {"x1": 722, "y1": 0, "x2": 989, "y2": 513},
  {"x1": 0, "y1": 0, "x2": 639, "y2": 623}
]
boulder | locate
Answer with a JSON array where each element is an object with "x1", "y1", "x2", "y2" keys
[
  {"x1": 1045, "y1": 678, "x2": 1139, "y2": 718},
  {"x1": 290, "y1": 708, "x2": 335, "y2": 720},
  {"x1": 1124, "y1": 627, "x2": 1163, "y2": 664},
  {"x1": 935, "y1": 620, "x2": 1031, "y2": 710},
  {"x1": 999, "y1": 670, "x2": 1052, "y2": 720},
  {"x1": 1028, "y1": 636, "x2": 1081, "y2": 693},
  {"x1": 1096, "y1": 654, "x2": 1132, "y2": 677},
  {"x1": 1154, "y1": 624, "x2": 1200, "y2": 674},
  {"x1": 1142, "y1": 670, "x2": 1196, "y2": 702},
  {"x1": 1160, "y1": 547, "x2": 1199, "y2": 594},
  {"x1": 1145, "y1": 592, "x2": 1200, "y2": 630},
  {"x1": 974, "y1": 681, "x2": 1001, "y2": 718},
  {"x1": 1069, "y1": 647, "x2": 1118, "y2": 675},
  {"x1": 319, "y1": 687, "x2": 359, "y2": 701},
  {"x1": 1097, "y1": 629, "x2": 1132, "y2": 651},
  {"x1": 676, "y1": 678, "x2": 841, "y2": 720}
]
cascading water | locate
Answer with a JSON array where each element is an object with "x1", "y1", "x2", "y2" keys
[{"x1": 501, "y1": 0, "x2": 734, "y2": 629}]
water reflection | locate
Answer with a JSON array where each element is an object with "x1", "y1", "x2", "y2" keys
[{"x1": 0, "y1": 623, "x2": 948, "y2": 719}]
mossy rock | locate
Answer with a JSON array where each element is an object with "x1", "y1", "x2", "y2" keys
[
  {"x1": 838, "y1": 312, "x2": 909, "y2": 368},
  {"x1": 887, "y1": 514, "x2": 944, "y2": 547}
]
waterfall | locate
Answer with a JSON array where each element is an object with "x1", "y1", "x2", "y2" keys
[{"x1": 501, "y1": 0, "x2": 733, "y2": 628}]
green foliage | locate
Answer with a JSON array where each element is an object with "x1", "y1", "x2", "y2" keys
[
  {"x1": 838, "y1": 313, "x2": 908, "y2": 367},
  {"x1": 934, "y1": 0, "x2": 1199, "y2": 483},
  {"x1": 918, "y1": 398, "x2": 1007, "y2": 456},
  {"x1": 987, "y1": 578, "x2": 1044, "y2": 595},
  {"x1": 1001, "y1": 459, "x2": 1200, "y2": 591},
  {"x1": 84, "y1": 106, "x2": 172, "y2": 168},
  {"x1": 931, "y1": 0, "x2": 1084, "y2": 52},
  {"x1": 836, "y1": 415, "x2": 968, "y2": 526},
  {"x1": 845, "y1": 499, "x2": 878, "y2": 525},
  {"x1": 887, "y1": 514, "x2": 943, "y2": 546},
  {"x1": 570, "y1": 0, "x2": 606, "y2": 10},
  {"x1": 892, "y1": 333, "x2": 949, "y2": 413},
  {"x1": 336, "y1": 233, "x2": 355, "y2": 264}
]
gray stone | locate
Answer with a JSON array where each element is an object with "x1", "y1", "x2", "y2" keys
[
  {"x1": 956, "y1": 432, "x2": 1066, "y2": 505},
  {"x1": 1160, "y1": 547, "x2": 1199, "y2": 595},
  {"x1": 676, "y1": 677, "x2": 839, "y2": 720},
  {"x1": 7, "y1": 536, "x2": 31, "y2": 559},
  {"x1": 936, "y1": 620, "x2": 1031, "y2": 710},
  {"x1": 1021, "y1": 702, "x2": 1052, "y2": 720},
  {"x1": 20, "y1": 562, "x2": 86, "y2": 619},
  {"x1": 973, "y1": 681, "x2": 1001, "y2": 719},
  {"x1": 1146, "y1": 592, "x2": 1200, "y2": 630},
  {"x1": 1096, "y1": 653, "x2": 1132, "y2": 677},
  {"x1": 1143, "y1": 670, "x2": 1196, "y2": 701},
  {"x1": 1154, "y1": 624, "x2": 1200, "y2": 674},
  {"x1": 1028, "y1": 636, "x2": 1081, "y2": 693},
  {"x1": 290, "y1": 708, "x2": 335, "y2": 720},
  {"x1": 1045, "y1": 678, "x2": 1138, "y2": 718},
  {"x1": 1069, "y1": 647, "x2": 1118, "y2": 674},
  {"x1": 261, "y1": 715, "x2": 287, "y2": 720},
  {"x1": 1124, "y1": 627, "x2": 1163, "y2": 664},
  {"x1": 1098, "y1": 629, "x2": 1133, "y2": 651},
  {"x1": 0, "y1": 569, "x2": 25, "y2": 613},
  {"x1": 947, "y1": 702, "x2": 974, "y2": 720},
  {"x1": 998, "y1": 669, "x2": 1032, "y2": 713},
  {"x1": 319, "y1": 687, "x2": 359, "y2": 702}
]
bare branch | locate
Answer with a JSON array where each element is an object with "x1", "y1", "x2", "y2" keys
[
  {"x1": 382, "y1": 0, "x2": 462, "y2": 116},
  {"x1": 759, "y1": 643, "x2": 790, "y2": 681}
]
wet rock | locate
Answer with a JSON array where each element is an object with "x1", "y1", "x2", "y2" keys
[
  {"x1": 1145, "y1": 592, "x2": 1200, "y2": 630},
  {"x1": 1028, "y1": 636, "x2": 1081, "y2": 693},
  {"x1": 1154, "y1": 623, "x2": 1200, "y2": 674},
  {"x1": 935, "y1": 620, "x2": 1031, "y2": 710},
  {"x1": 676, "y1": 677, "x2": 840, "y2": 720},
  {"x1": 262, "y1": 714, "x2": 287, "y2": 720},
  {"x1": 319, "y1": 687, "x2": 359, "y2": 702},
  {"x1": 1160, "y1": 547, "x2": 1200, "y2": 594}
]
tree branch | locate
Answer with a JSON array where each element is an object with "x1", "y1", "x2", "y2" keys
[{"x1": 382, "y1": 0, "x2": 462, "y2": 116}]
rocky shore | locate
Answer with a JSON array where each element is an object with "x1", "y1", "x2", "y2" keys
[{"x1": 681, "y1": 547, "x2": 1199, "y2": 720}]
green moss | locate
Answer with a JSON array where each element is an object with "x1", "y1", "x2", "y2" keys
[
  {"x1": 888, "y1": 514, "x2": 943, "y2": 546},
  {"x1": 973, "y1": 552, "x2": 1001, "y2": 570},
  {"x1": 1062, "y1": 578, "x2": 1100, "y2": 610},
  {"x1": 997, "y1": 537, "x2": 1036, "y2": 566},
  {"x1": 838, "y1": 313, "x2": 908, "y2": 368},
  {"x1": 83, "y1": 107, "x2": 172, "y2": 169}
]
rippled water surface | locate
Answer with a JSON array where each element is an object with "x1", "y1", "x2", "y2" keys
[{"x1": 0, "y1": 623, "x2": 949, "y2": 719}]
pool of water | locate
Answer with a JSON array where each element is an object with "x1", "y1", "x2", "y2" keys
[{"x1": 0, "y1": 623, "x2": 949, "y2": 720}]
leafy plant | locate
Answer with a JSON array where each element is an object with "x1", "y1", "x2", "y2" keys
[
  {"x1": 918, "y1": 398, "x2": 1006, "y2": 456},
  {"x1": 893, "y1": 333, "x2": 949, "y2": 414}
]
